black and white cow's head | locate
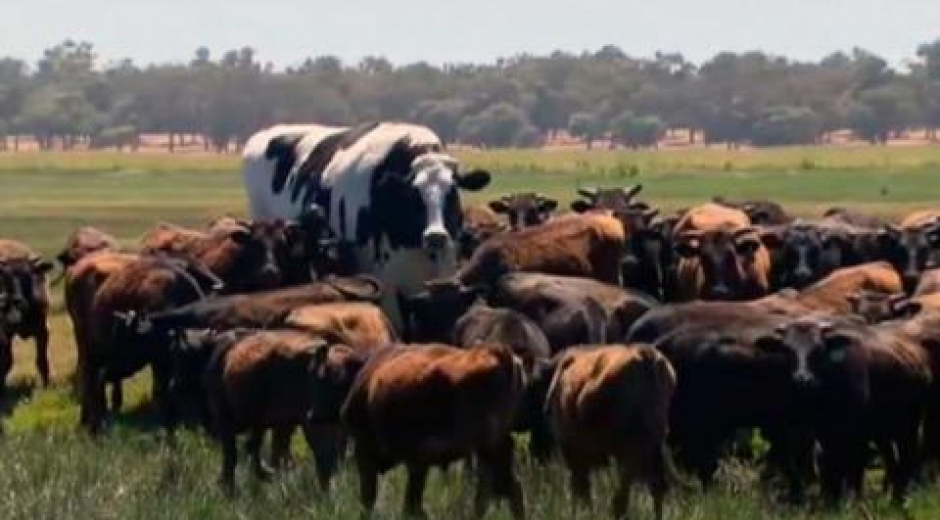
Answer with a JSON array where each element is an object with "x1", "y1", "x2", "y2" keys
[{"x1": 370, "y1": 140, "x2": 491, "y2": 261}]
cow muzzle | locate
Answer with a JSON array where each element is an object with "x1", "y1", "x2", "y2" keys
[
  {"x1": 792, "y1": 371, "x2": 817, "y2": 389},
  {"x1": 423, "y1": 230, "x2": 450, "y2": 253}
]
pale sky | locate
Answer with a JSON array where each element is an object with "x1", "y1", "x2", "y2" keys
[{"x1": 2, "y1": 0, "x2": 939, "y2": 68}]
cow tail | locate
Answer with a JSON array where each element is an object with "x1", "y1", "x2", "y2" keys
[
  {"x1": 542, "y1": 353, "x2": 574, "y2": 419},
  {"x1": 641, "y1": 346, "x2": 693, "y2": 491}
]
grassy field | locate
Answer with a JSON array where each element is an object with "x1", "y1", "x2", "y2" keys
[{"x1": 2, "y1": 146, "x2": 940, "y2": 519}]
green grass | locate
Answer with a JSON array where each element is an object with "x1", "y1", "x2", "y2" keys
[{"x1": 2, "y1": 147, "x2": 940, "y2": 519}]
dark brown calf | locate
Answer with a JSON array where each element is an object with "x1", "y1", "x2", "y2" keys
[{"x1": 200, "y1": 329, "x2": 363, "y2": 492}]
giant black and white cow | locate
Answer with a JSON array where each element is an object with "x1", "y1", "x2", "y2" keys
[{"x1": 242, "y1": 122, "x2": 492, "y2": 330}]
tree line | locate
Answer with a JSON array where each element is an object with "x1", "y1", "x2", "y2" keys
[{"x1": 2, "y1": 40, "x2": 940, "y2": 151}]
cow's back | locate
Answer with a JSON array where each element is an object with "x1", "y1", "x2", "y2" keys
[
  {"x1": 243, "y1": 124, "x2": 347, "y2": 219},
  {"x1": 674, "y1": 203, "x2": 750, "y2": 234}
]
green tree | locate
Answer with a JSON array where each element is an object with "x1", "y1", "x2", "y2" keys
[
  {"x1": 568, "y1": 111, "x2": 602, "y2": 148},
  {"x1": 751, "y1": 106, "x2": 821, "y2": 146},
  {"x1": 610, "y1": 111, "x2": 664, "y2": 148},
  {"x1": 457, "y1": 103, "x2": 538, "y2": 147}
]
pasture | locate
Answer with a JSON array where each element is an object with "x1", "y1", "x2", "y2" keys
[{"x1": 2, "y1": 146, "x2": 940, "y2": 519}]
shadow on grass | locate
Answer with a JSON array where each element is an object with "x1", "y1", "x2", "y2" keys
[
  {"x1": 107, "y1": 397, "x2": 210, "y2": 437},
  {"x1": 0, "y1": 380, "x2": 36, "y2": 419}
]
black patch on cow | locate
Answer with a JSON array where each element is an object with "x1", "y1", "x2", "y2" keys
[
  {"x1": 264, "y1": 132, "x2": 307, "y2": 194},
  {"x1": 291, "y1": 122, "x2": 383, "y2": 206},
  {"x1": 367, "y1": 137, "x2": 453, "y2": 251},
  {"x1": 338, "y1": 199, "x2": 348, "y2": 239},
  {"x1": 355, "y1": 207, "x2": 373, "y2": 245}
]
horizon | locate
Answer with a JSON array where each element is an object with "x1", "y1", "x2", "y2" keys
[{"x1": 2, "y1": 1, "x2": 940, "y2": 69}]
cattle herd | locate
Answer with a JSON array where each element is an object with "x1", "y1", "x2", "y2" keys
[{"x1": 3, "y1": 121, "x2": 940, "y2": 519}]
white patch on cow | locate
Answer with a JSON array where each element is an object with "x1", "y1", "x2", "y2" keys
[
  {"x1": 412, "y1": 153, "x2": 459, "y2": 243},
  {"x1": 242, "y1": 124, "x2": 346, "y2": 219},
  {"x1": 321, "y1": 122, "x2": 442, "y2": 242}
]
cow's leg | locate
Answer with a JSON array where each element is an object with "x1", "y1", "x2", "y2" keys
[
  {"x1": 355, "y1": 445, "x2": 378, "y2": 519},
  {"x1": 403, "y1": 463, "x2": 429, "y2": 519},
  {"x1": 564, "y1": 447, "x2": 592, "y2": 513},
  {"x1": 612, "y1": 463, "x2": 634, "y2": 520},
  {"x1": 647, "y1": 446, "x2": 669, "y2": 520},
  {"x1": 151, "y1": 362, "x2": 177, "y2": 442},
  {"x1": 478, "y1": 436, "x2": 524, "y2": 519},
  {"x1": 529, "y1": 417, "x2": 555, "y2": 463},
  {"x1": 109, "y1": 379, "x2": 123, "y2": 413},
  {"x1": 246, "y1": 427, "x2": 273, "y2": 481},
  {"x1": 893, "y1": 421, "x2": 922, "y2": 505},
  {"x1": 32, "y1": 323, "x2": 51, "y2": 387},
  {"x1": 270, "y1": 425, "x2": 294, "y2": 471},
  {"x1": 219, "y1": 424, "x2": 238, "y2": 494},
  {"x1": 473, "y1": 452, "x2": 494, "y2": 519},
  {"x1": 81, "y1": 365, "x2": 107, "y2": 433},
  {"x1": 504, "y1": 442, "x2": 525, "y2": 520},
  {"x1": 302, "y1": 422, "x2": 342, "y2": 490},
  {"x1": 0, "y1": 340, "x2": 13, "y2": 400}
]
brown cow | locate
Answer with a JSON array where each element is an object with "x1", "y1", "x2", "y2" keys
[
  {"x1": 0, "y1": 239, "x2": 54, "y2": 386},
  {"x1": 545, "y1": 345, "x2": 677, "y2": 520},
  {"x1": 674, "y1": 225, "x2": 772, "y2": 301},
  {"x1": 457, "y1": 212, "x2": 625, "y2": 287},
  {"x1": 671, "y1": 203, "x2": 772, "y2": 301},
  {"x1": 82, "y1": 254, "x2": 221, "y2": 432},
  {"x1": 488, "y1": 192, "x2": 558, "y2": 231},
  {"x1": 459, "y1": 205, "x2": 508, "y2": 260},
  {"x1": 285, "y1": 302, "x2": 397, "y2": 351},
  {"x1": 65, "y1": 251, "x2": 140, "y2": 415},
  {"x1": 118, "y1": 275, "x2": 383, "y2": 336},
  {"x1": 200, "y1": 329, "x2": 363, "y2": 491},
  {"x1": 880, "y1": 210, "x2": 940, "y2": 292},
  {"x1": 54, "y1": 226, "x2": 120, "y2": 279},
  {"x1": 335, "y1": 343, "x2": 527, "y2": 519},
  {"x1": 491, "y1": 273, "x2": 658, "y2": 345},
  {"x1": 791, "y1": 261, "x2": 903, "y2": 315},
  {"x1": 628, "y1": 262, "x2": 903, "y2": 344},
  {"x1": 141, "y1": 219, "x2": 301, "y2": 292}
]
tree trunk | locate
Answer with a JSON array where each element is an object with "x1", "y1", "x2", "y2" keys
[
  {"x1": 13, "y1": 134, "x2": 19, "y2": 151},
  {"x1": 168, "y1": 133, "x2": 175, "y2": 152},
  {"x1": 688, "y1": 129, "x2": 696, "y2": 144}
]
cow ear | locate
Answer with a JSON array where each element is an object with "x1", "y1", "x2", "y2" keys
[
  {"x1": 674, "y1": 241, "x2": 699, "y2": 258},
  {"x1": 32, "y1": 259, "x2": 54, "y2": 274},
  {"x1": 488, "y1": 200, "x2": 509, "y2": 213},
  {"x1": 759, "y1": 228, "x2": 784, "y2": 250},
  {"x1": 538, "y1": 198, "x2": 558, "y2": 213},
  {"x1": 754, "y1": 334, "x2": 784, "y2": 353},
  {"x1": 456, "y1": 169, "x2": 491, "y2": 191},
  {"x1": 229, "y1": 228, "x2": 252, "y2": 245},
  {"x1": 570, "y1": 200, "x2": 593, "y2": 213},
  {"x1": 735, "y1": 237, "x2": 761, "y2": 256}
]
